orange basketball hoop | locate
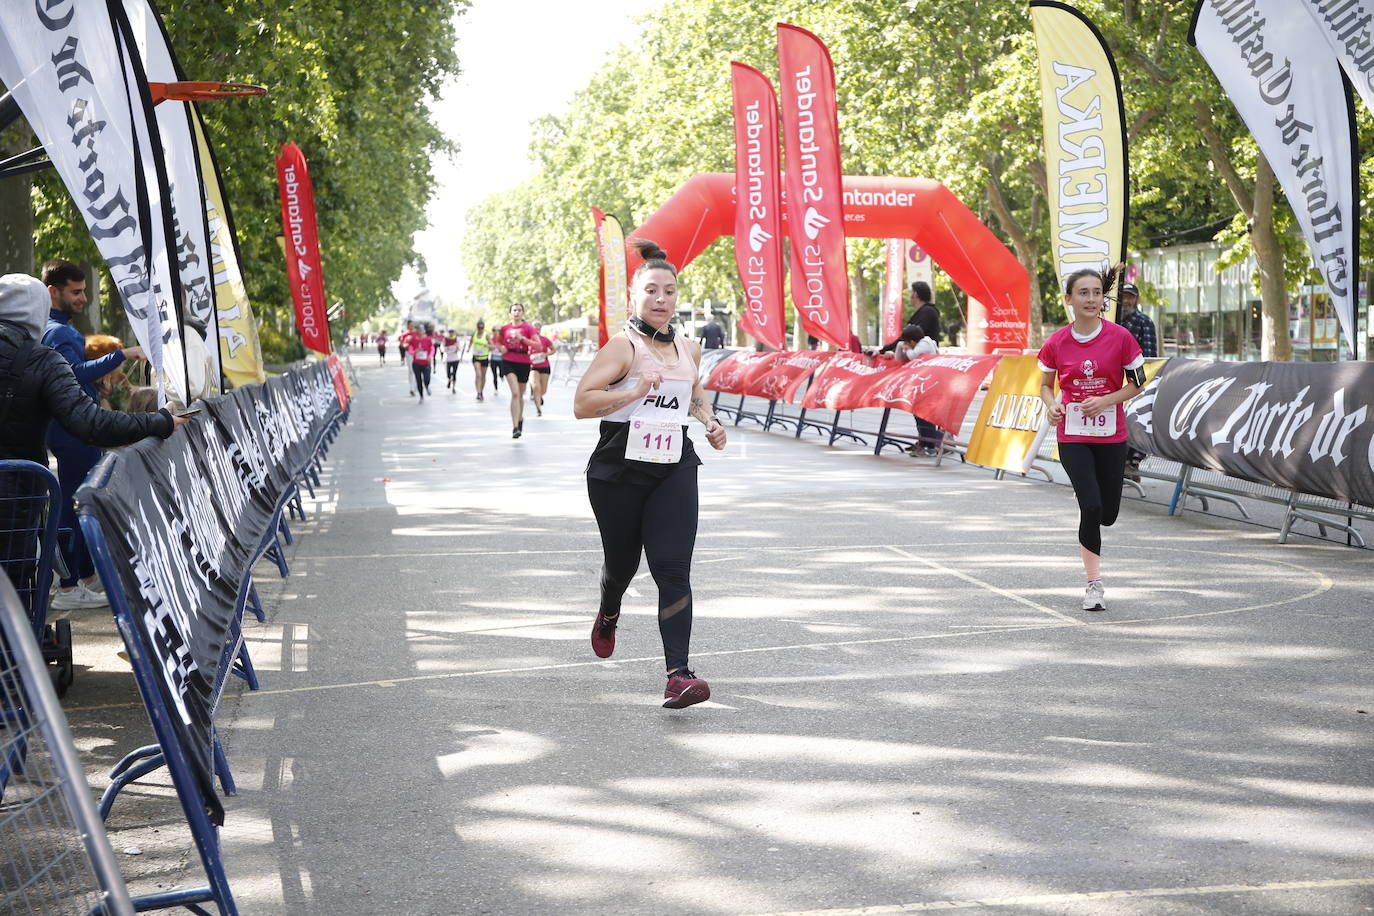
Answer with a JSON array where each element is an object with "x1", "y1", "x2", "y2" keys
[{"x1": 148, "y1": 81, "x2": 268, "y2": 105}]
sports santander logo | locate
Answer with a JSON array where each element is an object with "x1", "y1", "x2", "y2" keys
[
  {"x1": 802, "y1": 207, "x2": 829, "y2": 240},
  {"x1": 749, "y1": 223, "x2": 773, "y2": 252}
]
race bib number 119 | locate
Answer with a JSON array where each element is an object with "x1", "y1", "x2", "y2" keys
[{"x1": 1064, "y1": 402, "x2": 1116, "y2": 437}]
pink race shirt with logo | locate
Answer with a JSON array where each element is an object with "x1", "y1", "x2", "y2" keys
[
  {"x1": 1036, "y1": 321, "x2": 1143, "y2": 444},
  {"x1": 530, "y1": 335, "x2": 553, "y2": 367},
  {"x1": 410, "y1": 336, "x2": 435, "y2": 364},
  {"x1": 498, "y1": 322, "x2": 537, "y2": 364}
]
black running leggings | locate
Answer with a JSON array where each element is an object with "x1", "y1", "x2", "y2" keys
[
  {"x1": 587, "y1": 463, "x2": 698, "y2": 670},
  {"x1": 412, "y1": 362, "x2": 432, "y2": 393},
  {"x1": 1058, "y1": 441, "x2": 1129, "y2": 555},
  {"x1": 446, "y1": 361, "x2": 459, "y2": 385}
]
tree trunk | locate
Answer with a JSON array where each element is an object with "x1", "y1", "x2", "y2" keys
[
  {"x1": 1251, "y1": 156, "x2": 1292, "y2": 361},
  {"x1": 0, "y1": 121, "x2": 34, "y2": 276}
]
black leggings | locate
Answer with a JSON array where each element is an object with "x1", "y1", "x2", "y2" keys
[
  {"x1": 1059, "y1": 441, "x2": 1129, "y2": 555},
  {"x1": 412, "y1": 362, "x2": 432, "y2": 394},
  {"x1": 446, "y1": 361, "x2": 459, "y2": 385},
  {"x1": 587, "y1": 463, "x2": 698, "y2": 670}
]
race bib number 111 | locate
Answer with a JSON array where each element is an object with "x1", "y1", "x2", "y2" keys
[{"x1": 625, "y1": 418, "x2": 683, "y2": 464}]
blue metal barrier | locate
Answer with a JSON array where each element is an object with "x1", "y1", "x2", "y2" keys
[
  {"x1": 79, "y1": 512, "x2": 238, "y2": 916},
  {"x1": 0, "y1": 461, "x2": 71, "y2": 700}
]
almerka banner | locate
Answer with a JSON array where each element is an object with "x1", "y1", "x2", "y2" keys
[
  {"x1": 1300, "y1": 0, "x2": 1374, "y2": 115},
  {"x1": 1191, "y1": 0, "x2": 1360, "y2": 354},
  {"x1": 731, "y1": 62, "x2": 787, "y2": 351},
  {"x1": 192, "y1": 107, "x2": 266, "y2": 387},
  {"x1": 880, "y1": 239, "x2": 905, "y2": 346},
  {"x1": 776, "y1": 23, "x2": 852, "y2": 350},
  {"x1": 276, "y1": 143, "x2": 331, "y2": 355},
  {"x1": 1030, "y1": 1, "x2": 1129, "y2": 300},
  {"x1": 1125, "y1": 358, "x2": 1374, "y2": 507},
  {"x1": 78, "y1": 361, "x2": 346, "y2": 824},
  {"x1": 592, "y1": 207, "x2": 627, "y2": 348},
  {"x1": 123, "y1": 0, "x2": 217, "y2": 384},
  {"x1": 0, "y1": 0, "x2": 189, "y2": 403}
]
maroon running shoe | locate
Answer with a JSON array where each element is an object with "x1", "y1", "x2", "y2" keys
[
  {"x1": 591, "y1": 609, "x2": 618, "y2": 658},
  {"x1": 662, "y1": 669, "x2": 710, "y2": 709}
]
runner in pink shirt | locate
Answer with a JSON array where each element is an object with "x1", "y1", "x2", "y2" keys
[
  {"x1": 527, "y1": 321, "x2": 555, "y2": 417},
  {"x1": 495, "y1": 303, "x2": 538, "y2": 438},
  {"x1": 409, "y1": 322, "x2": 436, "y2": 401},
  {"x1": 1038, "y1": 266, "x2": 1145, "y2": 612}
]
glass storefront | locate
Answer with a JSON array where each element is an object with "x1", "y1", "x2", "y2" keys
[{"x1": 1130, "y1": 242, "x2": 1370, "y2": 362}]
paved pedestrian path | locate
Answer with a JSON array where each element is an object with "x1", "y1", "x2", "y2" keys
[{"x1": 70, "y1": 359, "x2": 1374, "y2": 914}]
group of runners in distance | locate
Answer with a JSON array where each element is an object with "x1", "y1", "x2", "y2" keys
[
  {"x1": 370, "y1": 311, "x2": 558, "y2": 424},
  {"x1": 354, "y1": 251, "x2": 1141, "y2": 711}
]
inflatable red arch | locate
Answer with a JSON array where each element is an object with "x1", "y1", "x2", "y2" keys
[{"x1": 628, "y1": 173, "x2": 1029, "y2": 353}]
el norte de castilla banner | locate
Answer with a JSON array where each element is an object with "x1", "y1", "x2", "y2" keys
[
  {"x1": 0, "y1": 0, "x2": 190, "y2": 402},
  {"x1": 1190, "y1": 0, "x2": 1361, "y2": 355}
]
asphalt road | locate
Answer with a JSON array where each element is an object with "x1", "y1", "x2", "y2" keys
[{"x1": 64, "y1": 356, "x2": 1374, "y2": 914}]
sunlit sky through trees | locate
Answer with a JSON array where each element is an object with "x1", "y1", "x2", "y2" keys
[{"x1": 394, "y1": 0, "x2": 644, "y2": 308}]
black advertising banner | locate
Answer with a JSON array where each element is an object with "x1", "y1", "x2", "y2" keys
[
  {"x1": 78, "y1": 362, "x2": 343, "y2": 822},
  {"x1": 1126, "y1": 358, "x2": 1374, "y2": 507}
]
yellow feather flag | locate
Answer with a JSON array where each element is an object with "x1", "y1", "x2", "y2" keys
[
  {"x1": 1030, "y1": 1, "x2": 1129, "y2": 316},
  {"x1": 191, "y1": 108, "x2": 266, "y2": 387}
]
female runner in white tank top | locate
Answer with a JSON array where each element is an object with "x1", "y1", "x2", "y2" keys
[{"x1": 573, "y1": 239, "x2": 727, "y2": 709}]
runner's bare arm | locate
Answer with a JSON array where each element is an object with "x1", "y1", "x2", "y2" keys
[
  {"x1": 573, "y1": 337, "x2": 648, "y2": 418},
  {"x1": 1039, "y1": 370, "x2": 1064, "y2": 424}
]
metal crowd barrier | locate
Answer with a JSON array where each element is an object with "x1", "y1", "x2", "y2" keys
[
  {"x1": 75, "y1": 397, "x2": 351, "y2": 915},
  {"x1": 707, "y1": 378, "x2": 1370, "y2": 548},
  {"x1": 1, "y1": 569, "x2": 134, "y2": 915},
  {"x1": 0, "y1": 461, "x2": 74, "y2": 698}
]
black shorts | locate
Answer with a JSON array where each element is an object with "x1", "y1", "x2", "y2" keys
[
  {"x1": 534, "y1": 365, "x2": 551, "y2": 375},
  {"x1": 502, "y1": 359, "x2": 531, "y2": 384},
  {"x1": 473, "y1": 356, "x2": 489, "y2": 365}
]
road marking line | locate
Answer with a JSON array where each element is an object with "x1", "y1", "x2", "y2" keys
[
  {"x1": 66, "y1": 545, "x2": 1336, "y2": 713},
  {"x1": 744, "y1": 877, "x2": 1374, "y2": 914},
  {"x1": 886, "y1": 545, "x2": 1082, "y2": 625}
]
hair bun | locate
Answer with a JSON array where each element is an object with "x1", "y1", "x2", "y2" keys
[{"x1": 630, "y1": 238, "x2": 668, "y2": 262}]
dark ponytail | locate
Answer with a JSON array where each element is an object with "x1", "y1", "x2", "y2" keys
[
  {"x1": 630, "y1": 238, "x2": 677, "y2": 280},
  {"x1": 1063, "y1": 262, "x2": 1124, "y2": 297}
]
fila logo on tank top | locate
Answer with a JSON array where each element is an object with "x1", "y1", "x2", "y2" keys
[{"x1": 603, "y1": 331, "x2": 697, "y2": 464}]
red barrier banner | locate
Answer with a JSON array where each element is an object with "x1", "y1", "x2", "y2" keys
[
  {"x1": 731, "y1": 63, "x2": 788, "y2": 351},
  {"x1": 705, "y1": 350, "x2": 777, "y2": 394},
  {"x1": 326, "y1": 353, "x2": 350, "y2": 409},
  {"x1": 777, "y1": 23, "x2": 851, "y2": 350},
  {"x1": 276, "y1": 143, "x2": 331, "y2": 355},
  {"x1": 745, "y1": 350, "x2": 834, "y2": 402},
  {"x1": 855, "y1": 354, "x2": 1000, "y2": 434},
  {"x1": 881, "y1": 238, "x2": 905, "y2": 346},
  {"x1": 800, "y1": 352, "x2": 889, "y2": 410}
]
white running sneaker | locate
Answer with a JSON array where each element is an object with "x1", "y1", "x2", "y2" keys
[
  {"x1": 1082, "y1": 579, "x2": 1106, "y2": 612},
  {"x1": 50, "y1": 582, "x2": 109, "y2": 611}
]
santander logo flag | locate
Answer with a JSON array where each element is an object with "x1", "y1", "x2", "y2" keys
[
  {"x1": 777, "y1": 23, "x2": 852, "y2": 350},
  {"x1": 731, "y1": 62, "x2": 787, "y2": 351},
  {"x1": 276, "y1": 143, "x2": 331, "y2": 355}
]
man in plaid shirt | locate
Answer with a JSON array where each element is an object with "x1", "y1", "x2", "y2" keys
[{"x1": 1116, "y1": 282, "x2": 1156, "y2": 480}]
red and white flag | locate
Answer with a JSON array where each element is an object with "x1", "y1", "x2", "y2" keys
[
  {"x1": 777, "y1": 23, "x2": 852, "y2": 350},
  {"x1": 276, "y1": 143, "x2": 331, "y2": 355},
  {"x1": 731, "y1": 62, "x2": 787, "y2": 351},
  {"x1": 880, "y1": 239, "x2": 905, "y2": 346}
]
